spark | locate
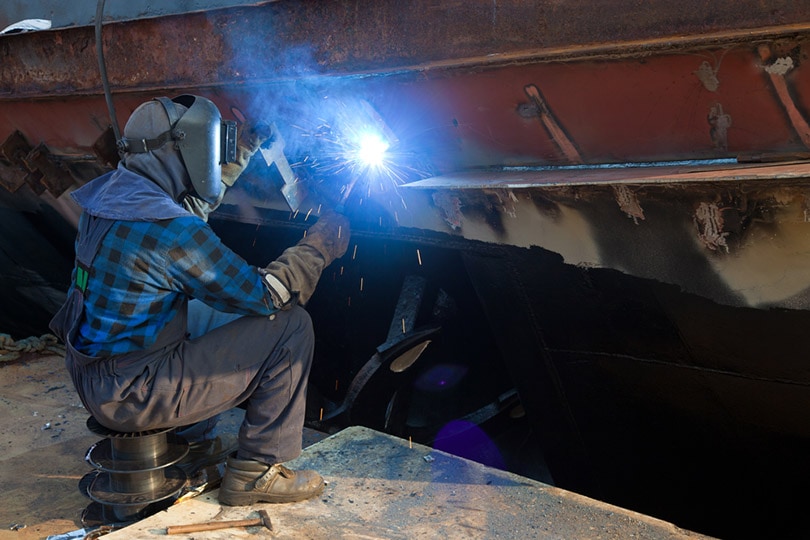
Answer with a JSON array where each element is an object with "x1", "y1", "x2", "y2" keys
[
  {"x1": 252, "y1": 223, "x2": 260, "y2": 248},
  {"x1": 289, "y1": 99, "x2": 434, "y2": 220},
  {"x1": 352, "y1": 245, "x2": 358, "y2": 260},
  {"x1": 360, "y1": 277, "x2": 364, "y2": 291},
  {"x1": 416, "y1": 249, "x2": 422, "y2": 266},
  {"x1": 305, "y1": 208, "x2": 312, "y2": 220}
]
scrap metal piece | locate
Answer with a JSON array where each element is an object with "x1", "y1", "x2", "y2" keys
[
  {"x1": 1, "y1": 130, "x2": 78, "y2": 196},
  {"x1": 0, "y1": 131, "x2": 32, "y2": 192},
  {"x1": 26, "y1": 142, "x2": 77, "y2": 197},
  {"x1": 0, "y1": 160, "x2": 27, "y2": 193}
]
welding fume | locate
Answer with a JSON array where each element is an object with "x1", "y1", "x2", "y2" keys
[{"x1": 259, "y1": 96, "x2": 401, "y2": 218}]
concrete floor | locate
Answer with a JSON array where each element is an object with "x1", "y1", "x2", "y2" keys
[
  {"x1": 0, "y1": 353, "x2": 714, "y2": 539},
  {"x1": 101, "y1": 426, "x2": 713, "y2": 539},
  {"x1": 0, "y1": 353, "x2": 96, "y2": 540}
]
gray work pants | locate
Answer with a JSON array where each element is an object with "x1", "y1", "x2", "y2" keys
[{"x1": 67, "y1": 301, "x2": 314, "y2": 465}]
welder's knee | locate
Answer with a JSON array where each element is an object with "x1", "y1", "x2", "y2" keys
[{"x1": 282, "y1": 305, "x2": 314, "y2": 342}]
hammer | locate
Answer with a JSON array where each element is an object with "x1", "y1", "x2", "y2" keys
[{"x1": 166, "y1": 509, "x2": 272, "y2": 535}]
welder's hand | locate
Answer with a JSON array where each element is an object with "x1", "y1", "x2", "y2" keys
[
  {"x1": 221, "y1": 121, "x2": 273, "y2": 187},
  {"x1": 300, "y1": 210, "x2": 350, "y2": 266},
  {"x1": 261, "y1": 211, "x2": 350, "y2": 306}
]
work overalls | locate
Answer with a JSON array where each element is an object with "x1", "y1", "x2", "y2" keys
[{"x1": 50, "y1": 213, "x2": 314, "y2": 465}]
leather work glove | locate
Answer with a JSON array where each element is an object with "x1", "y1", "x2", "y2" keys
[
  {"x1": 299, "y1": 210, "x2": 350, "y2": 266},
  {"x1": 185, "y1": 121, "x2": 272, "y2": 221},
  {"x1": 260, "y1": 211, "x2": 350, "y2": 307},
  {"x1": 184, "y1": 190, "x2": 225, "y2": 221}
]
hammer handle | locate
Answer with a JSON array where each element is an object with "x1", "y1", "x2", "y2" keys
[{"x1": 166, "y1": 517, "x2": 262, "y2": 534}]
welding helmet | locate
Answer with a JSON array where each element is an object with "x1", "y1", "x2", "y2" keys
[{"x1": 118, "y1": 95, "x2": 237, "y2": 204}]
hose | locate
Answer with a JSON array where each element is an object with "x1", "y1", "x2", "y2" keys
[
  {"x1": 95, "y1": 0, "x2": 122, "y2": 142},
  {"x1": 0, "y1": 333, "x2": 65, "y2": 363}
]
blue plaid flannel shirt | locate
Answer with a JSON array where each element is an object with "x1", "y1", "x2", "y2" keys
[{"x1": 75, "y1": 215, "x2": 274, "y2": 356}]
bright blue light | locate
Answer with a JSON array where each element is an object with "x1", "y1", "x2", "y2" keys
[{"x1": 356, "y1": 133, "x2": 389, "y2": 168}]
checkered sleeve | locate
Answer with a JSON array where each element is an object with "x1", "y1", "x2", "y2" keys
[{"x1": 164, "y1": 217, "x2": 274, "y2": 315}]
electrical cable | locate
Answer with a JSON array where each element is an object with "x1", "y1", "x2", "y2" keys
[{"x1": 95, "y1": 0, "x2": 121, "y2": 143}]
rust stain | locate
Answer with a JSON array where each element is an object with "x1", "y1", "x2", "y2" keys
[
  {"x1": 694, "y1": 202, "x2": 730, "y2": 252},
  {"x1": 432, "y1": 191, "x2": 464, "y2": 230},
  {"x1": 612, "y1": 185, "x2": 645, "y2": 224},
  {"x1": 694, "y1": 60, "x2": 720, "y2": 91},
  {"x1": 708, "y1": 103, "x2": 732, "y2": 151},
  {"x1": 758, "y1": 43, "x2": 810, "y2": 148},
  {"x1": 486, "y1": 189, "x2": 519, "y2": 218}
]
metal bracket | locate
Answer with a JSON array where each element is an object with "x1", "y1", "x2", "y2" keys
[{"x1": 260, "y1": 124, "x2": 308, "y2": 212}]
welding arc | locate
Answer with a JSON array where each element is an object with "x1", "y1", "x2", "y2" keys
[{"x1": 96, "y1": 0, "x2": 122, "y2": 142}]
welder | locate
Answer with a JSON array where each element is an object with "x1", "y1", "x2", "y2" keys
[{"x1": 49, "y1": 95, "x2": 349, "y2": 505}]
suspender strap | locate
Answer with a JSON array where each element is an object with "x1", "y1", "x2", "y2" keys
[
  {"x1": 76, "y1": 262, "x2": 90, "y2": 294},
  {"x1": 74, "y1": 215, "x2": 115, "y2": 296}
]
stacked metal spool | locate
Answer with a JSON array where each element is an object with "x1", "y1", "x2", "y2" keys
[{"x1": 79, "y1": 416, "x2": 189, "y2": 525}]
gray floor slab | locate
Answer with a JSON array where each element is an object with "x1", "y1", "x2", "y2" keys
[{"x1": 101, "y1": 426, "x2": 713, "y2": 539}]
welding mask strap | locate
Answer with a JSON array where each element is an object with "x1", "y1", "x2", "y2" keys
[
  {"x1": 156, "y1": 96, "x2": 181, "y2": 126},
  {"x1": 118, "y1": 97, "x2": 184, "y2": 154},
  {"x1": 118, "y1": 130, "x2": 175, "y2": 153}
]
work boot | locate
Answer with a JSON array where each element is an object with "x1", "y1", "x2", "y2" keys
[{"x1": 219, "y1": 456, "x2": 325, "y2": 506}]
